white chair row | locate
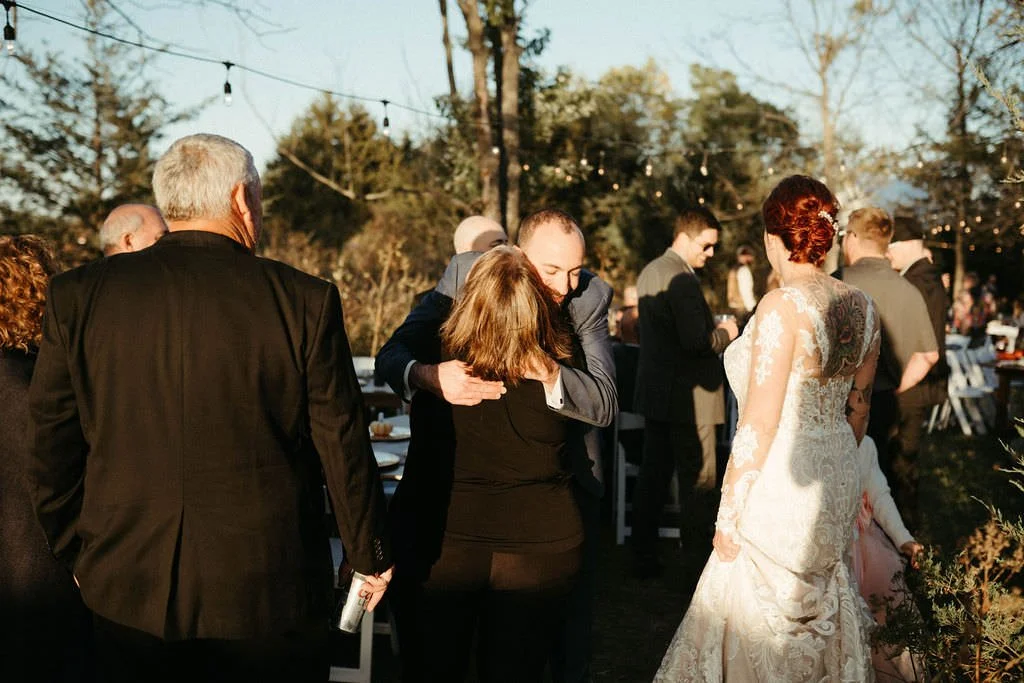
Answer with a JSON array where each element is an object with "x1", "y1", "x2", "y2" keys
[{"x1": 929, "y1": 340, "x2": 998, "y2": 436}]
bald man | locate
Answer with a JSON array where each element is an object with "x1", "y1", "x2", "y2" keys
[
  {"x1": 99, "y1": 204, "x2": 168, "y2": 256},
  {"x1": 452, "y1": 215, "x2": 507, "y2": 254}
]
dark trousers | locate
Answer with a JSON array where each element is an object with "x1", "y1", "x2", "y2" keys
[
  {"x1": 92, "y1": 614, "x2": 329, "y2": 683},
  {"x1": 394, "y1": 541, "x2": 580, "y2": 683},
  {"x1": 868, "y1": 389, "x2": 898, "y2": 478},
  {"x1": 551, "y1": 485, "x2": 599, "y2": 683},
  {"x1": 631, "y1": 419, "x2": 717, "y2": 560},
  {"x1": 892, "y1": 384, "x2": 943, "y2": 529}
]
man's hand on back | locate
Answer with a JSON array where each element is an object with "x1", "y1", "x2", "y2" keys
[{"x1": 410, "y1": 360, "x2": 505, "y2": 406}]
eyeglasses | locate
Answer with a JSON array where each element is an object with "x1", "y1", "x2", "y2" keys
[{"x1": 697, "y1": 242, "x2": 716, "y2": 253}]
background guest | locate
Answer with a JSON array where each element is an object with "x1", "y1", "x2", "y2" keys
[
  {"x1": 726, "y1": 244, "x2": 757, "y2": 325},
  {"x1": 614, "y1": 284, "x2": 640, "y2": 344},
  {"x1": 886, "y1": 214, "x2": 949, "y2": 527},
  {"x1": 630, "y1": 206, "x2": 738, "y2": 578},
  {"x1": 842, "y1": 207, "x2": 938, "y2": 508},
  {"x1": 0, "y1": 235, "x2": 93, "y2": 683},
  {"x1": 98, "y1": 204, "x2": 168, "y2": 256}
]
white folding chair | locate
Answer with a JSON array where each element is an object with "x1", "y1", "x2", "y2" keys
[{"x1": 942, "y1": 349, "x2": 989, "y2": 436}]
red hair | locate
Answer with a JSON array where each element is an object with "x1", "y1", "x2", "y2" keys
[{"x1": 761, "y1": 175, "x2": 839, "y2": 266}]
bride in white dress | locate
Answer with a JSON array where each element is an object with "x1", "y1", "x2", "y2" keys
[{"x1": 655, "y1": 176, "x2": 881, "y2": 682}]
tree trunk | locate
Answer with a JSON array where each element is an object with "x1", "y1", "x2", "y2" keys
[
  {"x1": 490, "y1": 23, "x2": 506, "y2": 227},
  {"x1": 438, "y1": 0, "x2": 459, "y2": 101},
  {"x1": 456, "y1": 0, "x2": 501, "y2": 222},
  {"x1": 500, "y1": 14, "x2": 522, "y2": 238}
]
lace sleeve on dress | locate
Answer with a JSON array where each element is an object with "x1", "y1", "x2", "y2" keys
[{"x1": 715, "y1": 290, "x2": 796, "y2": 538}]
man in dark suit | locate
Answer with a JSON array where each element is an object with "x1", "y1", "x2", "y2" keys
[
  {"x1": 27, "y1": 133, "x2": 392, "y2": 683},
  {"x1": 886, "y1": 213, "x2": 949, "y2": 527},
  {"x1": 376, "y1": 208, "x2": 615, "y2": 683},
  {"x1": 630, "y1": 206, "x2": 738, "y2": 578}
]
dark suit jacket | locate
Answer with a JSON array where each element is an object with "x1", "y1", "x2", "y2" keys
[
  {"x1": 634, "y1": 249, "x2": 728, "y2": 425},
  {"x1": 902, "y1": 257, "x2": 949, "y2": 404},
  {"x1": 27, "y1": 230, "x2": 389, "y2": 640}
]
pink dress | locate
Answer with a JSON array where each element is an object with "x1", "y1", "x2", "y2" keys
[{"x1": 852, "y1": 436, "x2": 922, "y2": 682}]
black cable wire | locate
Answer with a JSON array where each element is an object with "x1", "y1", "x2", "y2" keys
[{"x1": 13, "y1": 1, "x2": 450, "y2": 120}]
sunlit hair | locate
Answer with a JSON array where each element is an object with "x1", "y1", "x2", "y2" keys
[
  {"x1": 762, "y1": 175, "x2": 840, "y2": 266},
  {"x1": 0, "y1": 235, "x2": 60, "y2": 352},
  {"x1": 441, "y1": 246, "x2": 573, "y2": 385},
  {"x1": 674, "y1": 206, "x2": 721, "y2": 239},
  {"x1": 846, "y1": 207, "x2": 893, "y2": 253},
  {"x1": 517, "y1": 208, "x2": 583, "y2": 248},
  {"x1": 153, "y1": 133, "x2": 260, "y2": 222}
]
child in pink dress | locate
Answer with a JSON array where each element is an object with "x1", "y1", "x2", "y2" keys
[{"x1": 852, "y1": 436, "x2": 924, "y2": 682}]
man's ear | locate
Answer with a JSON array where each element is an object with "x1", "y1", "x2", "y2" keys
[
  {"x1": 121, "y1": 232, "x2": 134, "y2": 252},
  {"x1": 231, "y1": 182, "x2": 258, "y2": 246}
]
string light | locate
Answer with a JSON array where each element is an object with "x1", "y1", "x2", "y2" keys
[
  {"x1": 522, "y1": 163, "x2": 530, "y2": 172},
  {"x1": 698, "y1": 197, "x2": 705, "y2": 205},
  {"x1": 565, "y1": 174, "x2": 573, "y2": 182},
  {"x1": 222, "y1": 61, "x2": 233, "y2": 106},
  {"x1": 381, "y1": 100, "x2": 391, "y2": 137},
  {"x1": 491, "y1": 146, "x2": 500, "y2": 156},
  {"x1": 597, "y1": 151, "x2": 605, "y2": 176},
  {"x1": 580, "y1": 155, "x2": 588, "y2": 168},
  {"x1": 655, "y1": 190, "x2": 663, "y2": 198},
  {"x1": 996, "y1": 246, "x2": 1003, "y2": 253},
  {"x1": 993, "y1": 227, "x2": 1000, "y2": 235},
  {"x1": 736, "y1": 202, "x2": 744, "y2": 210},
  {"x1": 974, "y1": 215, "x2": 982, "y2": 223},
  {"x1": 767, "y1": 166, "x2": 774, "y2": 176},
  {"x1": 612, "y1": 182, "x2": 620, "y2": 191},
  {"x1": 644, "y1": 162, "x2": 653, "y2": 177},
  {"x1": 964, "y1": 227, "x2": 971, "y2": 234},
  {"x1": 916, "y1": 161, "x2": 924, "y2": 169},
  {"x1": 3, "y1": 1, "x2": 15, "y2": 55}
]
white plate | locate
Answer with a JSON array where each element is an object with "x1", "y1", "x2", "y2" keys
[
  {"x1": 373, "y1": 450, "x2": 401, "y2": 469},
  {"x1": 370, "y1": 426, "x2": 411, "y2": 442}
]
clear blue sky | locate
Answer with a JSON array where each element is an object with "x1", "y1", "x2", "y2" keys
[{"x1": 9, "y1": 1, "x2": 930, "y2": 172}]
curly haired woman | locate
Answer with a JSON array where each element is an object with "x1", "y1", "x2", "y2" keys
[{"x1": 0, "y1": 235, "x2": 92, "y2": 682}]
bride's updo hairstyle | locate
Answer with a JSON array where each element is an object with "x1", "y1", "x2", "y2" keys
[{"x1": 762, "y1": 175, "x2": 840, "y2": 267}]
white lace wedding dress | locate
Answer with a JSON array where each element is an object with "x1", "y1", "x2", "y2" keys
[{"x1": 655, "y1": 276, "x2": 881, "y2": 682}]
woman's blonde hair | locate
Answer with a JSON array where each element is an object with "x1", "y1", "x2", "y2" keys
[
  {"x1": 441, "y1": 246, "x2": 573, "y2": 384},
  {"x1": 0, "y1": 235, "x2": 60, "y2": 352}
]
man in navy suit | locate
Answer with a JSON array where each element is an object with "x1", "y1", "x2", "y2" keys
[{"x1": 377, "y1": 209, "x2": 615, "y2": 683}]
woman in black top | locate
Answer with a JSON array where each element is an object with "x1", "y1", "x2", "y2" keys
[
  {"x1": 0, "y1": 235, "x2": 93, "y2": 683},
  {"x1": 396, "y1": 246, "x2": 582, "y2": 682}
]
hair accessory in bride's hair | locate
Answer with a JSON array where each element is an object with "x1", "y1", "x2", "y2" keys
[{"x1": 817, "y1": 209, "x2": 838, "y2": 231}]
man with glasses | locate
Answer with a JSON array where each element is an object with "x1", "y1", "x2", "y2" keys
[{"x1": 631, "y1": 206, "x2": 738, "y2": 578}]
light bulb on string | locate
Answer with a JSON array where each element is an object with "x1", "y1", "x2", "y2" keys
[
  {"x1": 655, "y1": 190, "x2": 663, "y2": 199},
  {"x1": 3, "y1": 1, "x2": 14, "y2": 56},
  {"x1": 994, "y1": 227, "x2": 1000, "y2": 235},
  {"x1": 597, "y1": 151, "x2": 605, "y2": 176},
  {"x1": 736, "y1": 202, "x2": 744, "y2": 211},
  {"x1": 580, "y1": 155, "x2": 588, "y2": 168},
  {"x1": 565, "y1": 175, "x2": 573, "y2": 183},
  {"x1": 222, "y1": 62, "x2": 233, "y2": 106},
  {"x1": 522, "y1": 163, "x2": 530, "y2": 172},
  {"x1": 916, "y1": 160, "x2": 924, "y2": 169},
  {"x1": 491, "y1": 145, "x2": 500, "y2": 156},
  {"x1": 698, "y1": 197, "x2": 705, "y2": 205},
  {"x1": 644, "y1": 162, "x2": 653, "y2": 177},
  {"x1": 975, "y1": 215, "x2": 982, "y2": 223},
  {"x1": 839, "y1": 162, "x2": 847, "y2": 173},
  {"x1": 767, "y1": 166, "x2": 774, "y2": 176},
  {"x1": 612, "y1": 182, "x2": 620, "y2": 191},
  {"x1": 381, "y1": 100, "x2": 391, "y2": 138},
  {"x1": 699, "y1": 151, "x2": 708, "y2": 177},
  {"x1": 996, "y1": 246, "x2": 1003, "y2": 253}
]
